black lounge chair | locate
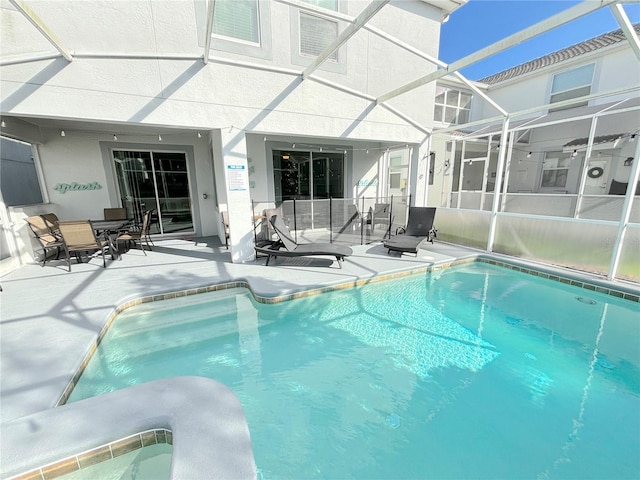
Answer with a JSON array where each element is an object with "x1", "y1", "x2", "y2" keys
[
  {"x1": 255, "y1": 215, "x2": 353, "y2": 268},
  {"x1": 383, "y1": 207, "x2": 437, "y2": 256}
]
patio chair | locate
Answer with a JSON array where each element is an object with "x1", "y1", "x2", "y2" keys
[
  {"x1": 254, "y1": 215, "x2": 352, "y2": 268},
  {"x1": 104, "y1": 207, "x2": 127, "y2": 221},
  {"x1": 116, "y1": 209, "x2": 153, "y2": 255},
  {"x1": 57, "y1": 220, "x2": 109, "y2": 271},
  {"x1": 383, "y1": 207, "x2": 437, "y2": 256},
  {"x1": 367, "y1": 203, "x2": 392, "y2": 237},
  {"x1": 25, "y1": 215, "x2": 63, "y2": 266}
]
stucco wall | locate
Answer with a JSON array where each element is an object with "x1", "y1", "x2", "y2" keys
[{"x1": 34, "y1": 129, "x2": 216, "y2": 236}]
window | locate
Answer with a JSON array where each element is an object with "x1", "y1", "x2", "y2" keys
[
  {"x1": 212, "y1": 0, "x2": 260, "y2": 45},
  {"x1": 434, "y1": 86, "x2": 472, "y2": 125},
  {"x1": 541, "y1": 152, "x2": 571, "y2": 188},
  {"x1": 0, "y1": 137, "x2": 44, "y2": 206},
  {"x1": 300, "y1": 12, "x2": 338, "y2": 61},
  {"x1": 550, "y1": 64, "x2": 594, "y2": 110}
]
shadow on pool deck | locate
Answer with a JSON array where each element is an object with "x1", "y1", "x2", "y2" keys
[{"x1": 0, "y1": 236, "x2": 477, "y2": 423}]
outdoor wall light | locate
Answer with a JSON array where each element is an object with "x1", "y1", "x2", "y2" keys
[
  {"x1": 60, "y1": 130, "x2": 66, "y2": 137},
  {"x1": 571, "y1": 150, "x2": 578, "y2": 157},
  {"x1": 0, "y1": 120, "x2": 5, "y2": 128},
  {"x1": 527, "y1": 152, "x2": 532, "y2": 158},
  {"x1": 202, "y1": 193, "x2": 208, "y2": 199},
  {"x1": 158, "y1": 134, "x2": 162, "y2": 141},
  {"x1": 113, "y1": 134, "x2": 118, "y2": 141}
]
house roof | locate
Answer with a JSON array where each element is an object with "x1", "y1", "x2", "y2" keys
[{"x1": 479, "y1": 23, "x2": 640, "y2": 85}]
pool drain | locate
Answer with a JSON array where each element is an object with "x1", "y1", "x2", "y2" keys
[{"x1": 575, "y1": 296, "x2": 597, "y2": 305}]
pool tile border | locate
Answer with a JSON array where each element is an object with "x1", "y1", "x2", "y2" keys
[
  {"x1": 9, "y1": 429, "x2": 172, "y2": 480},
  {"x1": 476, "y1": 257, "x2": 640, "y2": 303},
  {"x1": 57, "y1": 255, "x2": 639, "y2": 408}
]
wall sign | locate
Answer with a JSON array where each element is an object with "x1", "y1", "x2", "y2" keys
[
  {"x1": 357, "y1": 179, "x2": 379, "y2": 187},
  {"x1": 227, "y1": 165, "x2": 248, "y2": 191},
  {"x1": 54, "y1": 182, "x2": 102, "y2": 194}
]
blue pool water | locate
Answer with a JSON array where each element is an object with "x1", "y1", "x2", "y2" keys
[{"x1": 68, "y1": 263, "x2": 640, "y2": 479}]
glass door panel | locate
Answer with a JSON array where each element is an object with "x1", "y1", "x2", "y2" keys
[
  {"x1": 113, "y1": 150, "x2": 193, "y2": 235},
  {"x1": 153, "y1": 152, "x2": 193, "y2": 234},
  {"x1": 312, "y1": 153, "x2": 343, "y2": 199},
  {"x1": 113, "y1": 150, "x2": 155, "y2": 228}
]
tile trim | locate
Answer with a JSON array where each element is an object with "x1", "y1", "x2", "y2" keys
[{"x1": 9, "y1": 429, "x2": 172, "y2": 480}]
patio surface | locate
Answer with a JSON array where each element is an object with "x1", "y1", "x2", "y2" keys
[{"x1": 0, "y1": 237, "x2": 478, "y2": 423}]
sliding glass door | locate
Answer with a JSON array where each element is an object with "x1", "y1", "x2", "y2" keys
[
  {"x1": 273, "y1": 150, "x2": 344, "y2": 202},
  {"x1": 113, "y1": 150, "x2": 193, "y2": 234}
]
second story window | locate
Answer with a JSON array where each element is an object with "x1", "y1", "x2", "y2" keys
[
  {"x1": 434, "y1": 86, "x2": 472, "y2": 125},
  {"x1": 300, "y1": 12, "x2": 338, "y2": 60},
  {"x1": 212, "y1": 0, "x2": 260, "y2": 45},
  {"x1": 298, "y1": 1, "x2": 339, "y2": 61},
  {"x1": 550, "y1": 63, "x2": 595, "y2": 110}
]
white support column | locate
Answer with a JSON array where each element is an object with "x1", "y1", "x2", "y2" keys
[
  {"x1": 456, "y1": 141, "x2": 467, "y2": 209},
  {"x1": 486, "y1": 117, "x2": 510, "y2": 253},
  {"x1": 574, "y1": 116, "x2": 599, "y2": 218},
  {"x1": 217, "y1": 128, "x2": 255, "y2": 263},
  {"x1": 608, "y1": 137, "x2": 640, "y2": 280},
  {"x1": 480, "y1": 136, "x2": 493, "y2": 211},
  {"x1": 446, "y1": 140, "x2": 455, "y2": 208},
  {"x1": 500, "y1": 133, "x2": 516, "y2": 213}
]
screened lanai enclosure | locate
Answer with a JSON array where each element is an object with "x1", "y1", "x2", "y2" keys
[{"x1": 430, "y1": 97, "x2": 640, "y2": 282}]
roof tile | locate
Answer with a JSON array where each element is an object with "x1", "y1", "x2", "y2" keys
[{"x1": 480, "y1": 23, "x2": 640, "y2": 85}]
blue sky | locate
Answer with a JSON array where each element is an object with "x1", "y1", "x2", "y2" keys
[{"x1": 439, "y1": 0, "x2": 640, "y2": 81}]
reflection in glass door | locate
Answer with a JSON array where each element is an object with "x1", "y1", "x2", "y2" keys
[
  {"x1": 273, "y1": 150, "x2": 343, "y2": 202},
  {"x1": 113, "y1": 150, "x2": 193, "y2": 235}
]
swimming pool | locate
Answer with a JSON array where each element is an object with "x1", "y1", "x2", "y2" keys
[{"x1": 68, "y1": 262, "x2": 640, "y2": 479}]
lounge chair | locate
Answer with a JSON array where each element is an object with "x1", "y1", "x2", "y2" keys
[
  {"x1": 25, "y1": 215, "x2": 63, "y2": 266},
  {"x1": 383, "y1": 207, "x2": 437, "y2": 256},
  {"x1": 57, "y1": 220, "x2": 110, "y2": 271},
  {"x1": 255, "y1": 215, "x2": 353, "y2": 268}
]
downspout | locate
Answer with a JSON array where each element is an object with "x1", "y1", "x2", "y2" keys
[
  {"x1": 608, "y1": 136, "x2": 640, "y2": 280},
  {"x1": 486, "y1": 116, "x2": 511, "y2": 253}
]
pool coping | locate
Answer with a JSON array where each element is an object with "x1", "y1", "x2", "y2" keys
[{"x1": 1, "y1": 377, "x2": 256, "y2": 480}]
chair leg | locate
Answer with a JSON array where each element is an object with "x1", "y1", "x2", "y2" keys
[{"x1": 63, "y1": 246, "x2": 71, "y2": 272}]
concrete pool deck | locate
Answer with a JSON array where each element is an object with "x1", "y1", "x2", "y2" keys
[{"x1": 1, "y1": 237, "x2": 638, "y2": 478}]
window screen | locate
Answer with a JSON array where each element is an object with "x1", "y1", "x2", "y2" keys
[
  {"x1": 300, "y1": 12, "x2": 338, "y2": 61},
  {"x1": 213, "y1": 0, "x2": 260, "y2": 44}
]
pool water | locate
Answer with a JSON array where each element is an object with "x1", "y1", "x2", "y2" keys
[{"x1": 69, "y1": 263, "x2": 640, "y2": 479}]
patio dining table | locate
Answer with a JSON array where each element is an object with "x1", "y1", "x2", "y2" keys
[{"x1": 91, "y1": 219, "x2": 134, "y2": 260}]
